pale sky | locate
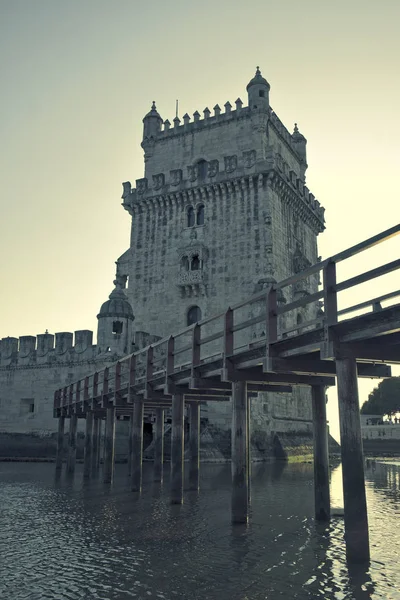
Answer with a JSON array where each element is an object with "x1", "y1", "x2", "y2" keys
[{"x1": 1, "y1": 0, "x2": 399, "y2": 440}]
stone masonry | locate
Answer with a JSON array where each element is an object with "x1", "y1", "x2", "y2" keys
[{"x1": 0, "y1": 68, "x2": 325, "y2": 459}]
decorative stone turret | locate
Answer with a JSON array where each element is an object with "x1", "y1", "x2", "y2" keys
[
  {"x1": 247, "y1": 66, "x2": 270, "y2": 111},
  {"x1": 142, "y1": 101, "x2": 163, "y2": 158},
  {"x1": 97, "y1": 272, "x2": 135, "y2": 356},
  {"x1": 291, "y1": 123, "x2": 307, "y2": 180}
]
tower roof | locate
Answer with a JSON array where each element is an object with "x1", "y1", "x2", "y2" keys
[
  {"x1": 246, "y1": 66, "x2": 270, "y2": 91},
  {"x1": 144, "y1": 100, "x2": 162, "y2": 121},
  {"x1": 292, "y1": 123, "x2": 306, "y2": 142},
  {"x1": 97, "y1": 278, "x2": 134, "y2": 321}
]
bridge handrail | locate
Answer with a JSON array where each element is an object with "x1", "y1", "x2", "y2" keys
[{"x1": 54, "y1": 224, "x2": 400, "y2": 410}]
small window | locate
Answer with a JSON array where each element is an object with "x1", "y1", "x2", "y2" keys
[
  {"x1": 187, "y1": 305, "x2": 202, "y2": 326},
  {"x1": 112, "y1": 321, "x2": 123, "y2": 335},
  {"x1": 259, "y1": 90, "x2": 265, "y2": 97},
  {"x1": 191, "y1": 255, "x2": 200, "y2": 271},
  {"x1": 196, "y1": 204, "x2": 204, "y2": 226},
  {"x1": 297, "y1": 314, "x2": 303, "y2": 325},
  {"x1": 20, "y1": 398, "x2": 35, "y2": 416},
  {"x1": 187, "y1": 206, "x2": 195, "y2": 227},
  {"x1": 197, "y1": 159, "x2": 207, "y2": 180}
]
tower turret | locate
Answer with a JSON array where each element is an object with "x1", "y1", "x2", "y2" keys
[
  {"x1": 247, "y1": 66, "x2": 270, "y2": 111},
  {"x1": 291, "y1": 123, "x2": 308, "y2": 180},
  {"x1": 142, "y1": 101, "x2": 163, "y2": 142},
  {"x1": 97, "y1": 273, "x2": 135, "y2": 356}
]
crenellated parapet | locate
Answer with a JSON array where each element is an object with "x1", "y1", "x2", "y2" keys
[
  {"x1": 0, "y1": 330, "x2": 97, "y2": 368},
  {"x1": 0, "y1": 329, "x2": 159, "y2": 370},
  {"x1": 121, "y1": 153, "x2": 325, "y2": 233}
]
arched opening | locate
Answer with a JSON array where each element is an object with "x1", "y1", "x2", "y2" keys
[
  {"x1": 196, "y1": 159, "x2": 207, "y2": 180},
  {"x1": 187, "y1": 305, "x2": 202, "y2": 326},
  {"x1": 297, "y1": 313, "x2": 303, "y2": 325},
  {"x1": 196, "y1": 204, "x2": 204, "y2": 226},
  {"x1": 187, "y1": 206, "x2": 195, "y2": 227},
  {"x1": 191, "y1": 255, "x2": 200, "y2": 270},
  {"x1": 112, "y1": 321, "x2": 123, "y2": 335},
  {"x1": 181, "y1": 256, "x2": 189, "y2": 271}
]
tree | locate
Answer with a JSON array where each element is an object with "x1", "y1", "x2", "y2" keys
[{"x1": 361, "y1": 377, "x2": 400, "y2": 417}]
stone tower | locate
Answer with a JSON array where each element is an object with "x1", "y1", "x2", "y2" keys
[
  {"x1": 117, "y1": 68, "x2": 326, "y2": 451},
  {"x1": 119, "y1": 67, "x2": 324, "y2": 335}
]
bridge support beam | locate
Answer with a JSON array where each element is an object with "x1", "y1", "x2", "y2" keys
[
  {"x1": 131, "y1": 400, "x2": 144, "y2": 492},
  {"x1": 66, "y1": 415, "x2": 78, "y2": 474},
  {"x1": 83, "y1": 412, "x2": 94, "y2": 479},
  {"x1": 103, "y1": 407, "x2": 116, "y2": 484},
  {"x1": 128, "y1": 413, "x2": 133, "y2": 476},
  {"x1": 231, "y1": 381, "x2": 249, "y2": 524},
  {"x1": 171, "y1": 394, "x2": 185, "y2": 504},
  {"x1": 188, "y1": 403, "x2": 200, "y2": 491},
  {"x1": 154, "y1": 408, "x2": 164, "y2": 482},
  {"x1": 55, "y1": 416, "x2": 65, "y2": 471},
  {"x1": 336, "y1": 356, "x2": 370, "y2": 564},
  {"x1": 311, "y1": 386, "x2": 330, "y2": 521}
]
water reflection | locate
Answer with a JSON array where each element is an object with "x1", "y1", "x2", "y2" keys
[{"x1": 0, "y1": 460, "x2": 399, "y2": 599}]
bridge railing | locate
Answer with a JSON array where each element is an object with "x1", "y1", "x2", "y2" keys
[
  {"x1": 273, "y1": 223, "x2": 400, "y2": 338},
  {"x1": 54, "y1": 224, "x2": 400, "y2": 411}
]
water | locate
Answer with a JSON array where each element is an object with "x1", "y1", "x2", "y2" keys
[{"x1": 0, "y1": 460, "x2": 399, "y2": 600}]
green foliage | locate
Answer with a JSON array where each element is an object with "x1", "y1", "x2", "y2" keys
[{"x1": 361, "y1": 377, "x2": 400, "y2": 417}]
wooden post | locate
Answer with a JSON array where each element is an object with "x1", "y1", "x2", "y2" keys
[
  {"x1": 83, "y1": 412, "x2": 94, "y2": 479},
  {"x1": 171, "y1": 393, "x2": 185, "y2": 504},
  {"x1": 66, "y1": 415, "x2": 77, "y2": 474},
  {"x1": 103, "y1": 407, "x2": 116, "y2": 484},
  {"x1": 154, "y1": 407, "x2": 164, "y2": 482},
  {"x1": 55, "y1": 416, "x2": 65, "y2": 471},
  {"x1": 336, "y1": 356, "x2": 370, "y2": 563},
  {"x1": 188, "y1": 402, "x2": 200, "y2": 491},
  {"x1": 92, "y1": 416, "x2": 99, "y2": 472},
  {"x1": 231, "y1": 381, "x2": 248, "y2": 524},
  {"x1": 131, "y1": 399, "x2": 144, "y2": 492},
  {"x1": 128, "y1": 413, "x2": 133, "y2": 476},
  {"x1": 96, "y1": 417, "x2": 102, "y2": 467},
  {"x1": 311, "y1": 386, "x2": 330, "y2": 521},
  {"x1": 247, "y1": 394, "x2": 251, "y2": 503}
]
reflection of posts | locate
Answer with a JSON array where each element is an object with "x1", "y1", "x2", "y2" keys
[
  {"x1": 336, "y1": 356, "x2": 370, "y2": 563},
  {"x1": 312, "y1": 386, "x2": 330, "y2": 521},
  {"x1": 231, "y1": 381, "x2": 249, "y2": 524}
]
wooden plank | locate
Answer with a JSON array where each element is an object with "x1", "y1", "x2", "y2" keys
[
  {"x1": 337, "y1": 259, "x2": 400, "y2": 294},
  {"x1": 335, "y1": 304, "x2": 400, "y2": 343},
  {"x1": 270, "y1": 357, "x2": 391, "y2": 378}
]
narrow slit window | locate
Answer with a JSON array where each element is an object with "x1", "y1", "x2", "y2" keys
[
  {"x1": 187, "y1": 206, "x2": 195, "y2": 227},
  {"x1": 196, "y1": 204, "x2": 204, "y2": 226}
]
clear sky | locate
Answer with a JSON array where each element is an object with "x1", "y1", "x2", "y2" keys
[{"x1": 0, "y1": 0, "x2": 399, "y2": 440}]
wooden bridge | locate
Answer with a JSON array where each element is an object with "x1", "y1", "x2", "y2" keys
[{"x1": 54, "y1": 224, "x2": 400, "y2": 564}]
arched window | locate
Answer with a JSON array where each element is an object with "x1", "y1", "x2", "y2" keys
[
  {"x1": 187, "y1": 305, "x2": 202, "y2": 326},
  {"x1": 187, "y1": 206, "x2": 195, "y2": 227},
  {"x1": 191, "y1": 255, "x2": 200, "y2": 270},
  {"x1": 181, "y1": 256, "x2": 189, "y2": 271},
  {"x1": 196, "y1": 204, "x2": 204, "y2": 226},
  {"x1": 197, "y1": 159, "x2": 207, "y2": 180},
  {"x1": 112, "y1": 321, "x2": 123, "y2": 335}
]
